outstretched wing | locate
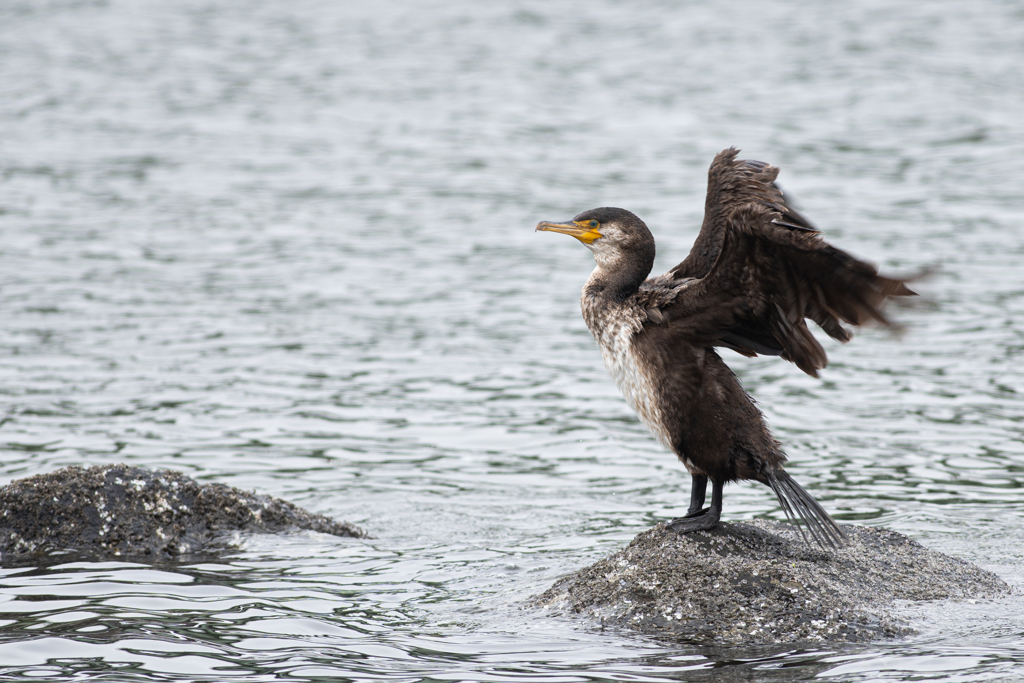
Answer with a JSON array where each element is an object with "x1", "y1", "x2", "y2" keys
[
  {"x1": 671, "y1": 148, "x2": 819, "y2": 281},
  {"x1": 656, "y1": 201, "x2": 914, "y2": 377}
]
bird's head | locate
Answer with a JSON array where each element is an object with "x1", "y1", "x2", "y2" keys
[{"x1": 536, "y1": 207, "x2": 655, "y2": 277}]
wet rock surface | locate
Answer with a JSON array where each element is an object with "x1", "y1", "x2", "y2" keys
[
  {"x1": 0, "y1": 464, "x2": 365, "y2": 561},
  {"x1": 533, "y1": 520, "x2": 1009, "y2": 644}
]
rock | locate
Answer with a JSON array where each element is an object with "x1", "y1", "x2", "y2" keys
[
  {"x1": 532, "y1": 519, "x2": 1008, "y2": 644},
  {"x1": 0, "y1": 464, "x2": 365, "y2": 561}
]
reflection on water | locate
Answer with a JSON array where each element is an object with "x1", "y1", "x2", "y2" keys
[{"x1": 2, "y1": 0, "x2": 1024, "y2": 680}]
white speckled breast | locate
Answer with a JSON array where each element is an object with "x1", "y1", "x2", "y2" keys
[{"x1": 581, "y1": 293, "x2": 673, "y2": 450}]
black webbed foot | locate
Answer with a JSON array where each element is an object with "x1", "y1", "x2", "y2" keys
[
  {"x1": 667, "y1": 505, "x2": 720, "y2": 533},
  {"x1": 668, "y1": 478, "x2": 723, "y2": 534}
]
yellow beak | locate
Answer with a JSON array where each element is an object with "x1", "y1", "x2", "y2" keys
[{"x1": 535, "y1": 221, "x2": 602, "y2": 245}]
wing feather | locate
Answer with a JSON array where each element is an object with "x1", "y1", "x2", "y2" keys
[
  {"x1": 659, "y1": 202, "x2": 915, "y2": 377},
  {"x1": 670, "y1": 148, "x2": 820, "y2": 281}
]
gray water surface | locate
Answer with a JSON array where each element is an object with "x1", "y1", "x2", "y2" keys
[{"x1": 2, "y1": 0, "x2": 1024, "y2": 680}]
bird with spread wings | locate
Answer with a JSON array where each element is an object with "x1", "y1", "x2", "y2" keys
[{"x1": 537, "y1": 148, "x2": 914, "y2": 548}]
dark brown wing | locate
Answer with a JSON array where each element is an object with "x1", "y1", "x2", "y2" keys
[
  {"x1": 659, "y1": 202, "x2": 914, "y2": 377},
  {"x1": 671, "y1": 148, "x2": 819, "y2": 281}
]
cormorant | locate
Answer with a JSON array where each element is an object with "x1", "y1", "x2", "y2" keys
[{"x1": 536, "y1": 148, "x2": 914, "y2": 549}]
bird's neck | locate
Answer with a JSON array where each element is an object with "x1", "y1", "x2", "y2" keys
[{"x1": 584, "y1": 259, "x2": 651, "y2": 303}]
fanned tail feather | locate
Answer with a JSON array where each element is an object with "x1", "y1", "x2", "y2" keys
[{"x1": 765, "y1": 469, "x2": 845, "y2": 550}]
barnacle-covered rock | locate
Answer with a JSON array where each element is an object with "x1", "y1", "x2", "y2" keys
[
  {"x1": 0, "y1": 464, "x2": 364, "y2": 561},
  {"x1": 532, "y1": 520, "x2": 1007, "y2": 644}
]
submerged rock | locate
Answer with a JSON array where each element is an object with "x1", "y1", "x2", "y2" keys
[
  {"x1": 0, "y1": 464, "x2": 365, "y2": 561},
  {"x1": 533, "y1": 520, "x2": 1008, "y2": 644}
]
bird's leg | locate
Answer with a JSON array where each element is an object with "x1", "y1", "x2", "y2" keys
[
  {"x1": 683, "y1": 474, "x2": 708, "y2": 517},
  {"x1": 667, "y1": 479, "x2": 722, "y2": 533}
]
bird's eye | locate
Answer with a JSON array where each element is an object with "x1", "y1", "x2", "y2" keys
[{"x1": 589, "y1": 220, "x2": 599, "y2": 228}]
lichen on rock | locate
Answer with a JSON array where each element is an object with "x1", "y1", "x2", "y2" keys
[
  {"x1": 0, "y1": 464, "x2": 365, "y2": 561},
  {"x1": 532, "y1": 519, "x2": 1008, "y2": 644}
]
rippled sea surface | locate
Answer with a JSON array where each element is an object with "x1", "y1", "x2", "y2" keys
[{"x1": 2, "y1": 0, "x2": 1024, "y2": 680}]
